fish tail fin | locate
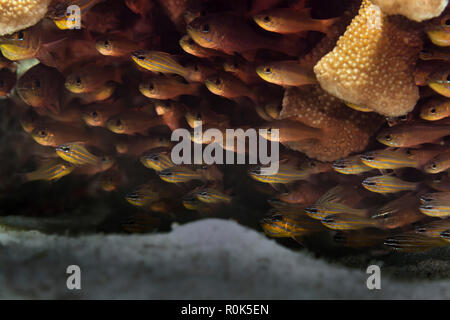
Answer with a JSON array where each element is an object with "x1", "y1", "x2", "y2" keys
[{"x1": 321, "y1": 17, "x2": 340, "y2": 35}]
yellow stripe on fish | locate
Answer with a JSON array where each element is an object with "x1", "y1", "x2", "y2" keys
[
  {"x1": 360, "y1": 149, "x2": 417, "y2": 169},
  {"x1": 362, "y1": 175, "x2": 418, "y2": 194},
  {"x1": 56, "y1": 142, "x2": 101, "y2": 166},
  {"x1": 332, "y1": 155, "x2": 373, "y2": 174},
  {"x1": 131, "y1": 50, "x2": 189, "y2": 78},
  {"x1": 195, "y1": 188, "x2": 232, "y2": 204}
]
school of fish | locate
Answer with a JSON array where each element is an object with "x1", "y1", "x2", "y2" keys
[{"x1": 1, "y1": 0, "x2": 450, "y2": 253}]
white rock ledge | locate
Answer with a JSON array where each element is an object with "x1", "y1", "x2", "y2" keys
[{"x1": 0, "y1": 219, "x2": 448, "y2": 299}]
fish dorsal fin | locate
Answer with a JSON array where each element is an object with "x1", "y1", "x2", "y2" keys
[{"x1": 316, "y1": 185, "x2": 345, "y2": 204}]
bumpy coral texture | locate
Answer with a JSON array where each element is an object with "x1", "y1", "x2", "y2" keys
[
  {"x1": 280, "y1": 85, "x2": 383, "y2": 162},
  {"x1": 373, "y1": 0, "x2": 448, "y2": 22},
  {"x1": 314, "y1": 0, "x2": 423, "y2": 117},
  {"x1": 0, "y1": 0, "x2": 50, "y2": 36}
]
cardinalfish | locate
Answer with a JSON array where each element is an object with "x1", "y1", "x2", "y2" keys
[
  {"x1": 152, "y1": 99, "x2": 188, "y2": 131},
  {"x1": 426, "y1": 173, "x2": 450, "y2": 192},
  {"x1": 442, "y1": 229, "x2": 450, "y2": 242},
  {"x1": 370, "y1": 193, "x2": 425, "y2": 229},
  {"x1": 73, "y1": 155, "x2": 115, "y2": 176},
  {"x1": 179, "y1": 35, "x2": 226, "y2": 59},
  {"x1": 423, "y1": 150, "x2": 450, "y2": 173},
  {"x1": 267, "y1": 199, "x2": 306, "y2": 214},
  {"x1": 332, "y1": 155, "x2": 373, "y2": 175},
  {"x1": 259, "y1": 120, "x2": 321, "y2": 143},
  {"x1": 416, "y1": 219, "x2": 450, "y2": 238},
  {"x1": 82, "y1": 101, "x2": 123, "y2": 127},
  {"x1": 362, "y1": 175, "x2": 419, "y2": 194},
  {"x1": 253, "y1": 8, "x2": 338, "y2": 35},
  {"x1": 139, "y1": 76, "x2": 201, "y2": 100},
  {"x1": 96, "y1": 35, "x2": 142, "y2": 57},
  {"x1": 185, "y1": 107, "x2": 229, "y2": 129},
  {"x1": 99, "y1": 169, "x2": 122, "y2": 192},
  {"x1": 0, "y1": 26, "x2": 41, "y2": 60},
  {"x1": 183, "y1": 61, "x2": 217, "y2": 83},
  {"x1": 305, "y1": 202, "x2": 368, "y2": 221},
  {"x1": 78, "y1": 82, "x2": 117, "y2": 104},
  {"x1": 384, "y1": 232, "x2": 448, "y2": 252},
  {"x1": 140, "y1": 148, "x2": 175, "y2": 171},
  {"x1": 277, "y1": 182, "x2": 323, "y2": 205},
  {"x1": 321, "y1": 213, "x2": 381, "y2": 231},
  {"x1": 125, "y1": 184, "x2": 163, "y2": 207},
  {"x1": 420, "y1": 98, "x2": 450, "y2": 121},
  {"x1": 56, "y1": 142, "x2": 102, "y2": 166},
  {"x1": 182, "y1": 193, "x2": 212, "y2": 212},
  {"x1": 256, "y1": 61, "x2": 317, "y2": 87},
  {"x1": 157, "y1": 166, "x2": 205, "y2": 184},
  {"x1": 16, "y1": 64, "x2": 64, "y2": 114},
  {"x1": 360, "y1": 149, "x2": 418, "y2": 170},
  {"x1": 131, "y1": 50, "x2": 199, "y2": 82},
  {"x1": 420, "y1": 192, "x2": 450, "y2": 203},
  {"x1": 377, "y1": 123, "x2": 450, "y2": 147},
  {"x1": 187, "y1": 13, "x2": 304, "y2": 59},
  {"x1": 20, "y1": 159, "x2": 75, "y2": 182},
  {"x1": 223, "y1": 57, "x2": 262, "y2": 85},
  {"x1": 65, "y1": 63, "x2": 122, "y2": 94},
  {"x1": 31, "y1": 123, "x2": 89, "y2": 147},
  {"x1": 426, "y1": 13, "x2": 450, "y2": 47},
  {"x1": 205, "y1": 73, "x2": 258, "y2": 103},
  {"x1": 115, "y1": 135, "x2": 171, "y2": 156},
  {"x1": 334, "y1": 229, "x2": 389, "y2": 248},
  {"x1": 419, "y1": 199, "x2": 450, "y2": 218},
  {"x1": 261, "y1": 211, "x2": 325, "y2": 238},
  {"x1": 420, "y1": 47, "x2": 450, "y2": 62},
  {"x1": 427, "y1": 67, "x2": 450, "y2": 97},
  {"x1": 49, "y1": 0, "x2": 103, "y2": 29},
  {"x1": 0, "y1": 68, "x2": 16, "y2": 96},
  {"x1": 194, "y1": 188, "x2": 232, "y2": 204},
  {"x1": 106, "y1": 111, "x2": 165, "y2": 135},
  {"x1": 249, "y1": 161, "x2": 330, "y2": 185}
]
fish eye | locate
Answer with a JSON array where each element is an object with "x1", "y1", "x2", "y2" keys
[
  {"x1": 148, "y1": 82, "x2": 154, "y2": 90},
  {"x1": 17, "y1": 31, "x2": 24, "y2": 40},
  {"x1": 271, "y1": 214, "x2": 283, "y2": 221},
  {"x1": 76, "y1": 76, "x2": 82, "y2": 86},
  {"x1": 214, "y1": 77, "x2": 222, "y2": 85},
  {"x1": 399, "y1": 115, "x2": 407, "y2": 120},
  {"x1": 384, "y1": 134, "x2": 392, "y2": 141},
  {"x1": 199, "y1": 191, "x2": 208, "y2": 196},
  {"x1": 310, "y1": 161, "x2": 316, "y2": 168},
  {"x1": 103, "y1": 40, "x2": 110, "y2": 48},
  {"x1": 264, "y1": 67, "x2": 272, "y2": 74},
  {"x1": 38, "y1": 130, "x2": 47, "y2": 137},
  {"x1": 33, "y1": 79, "x2": 41, "y2": 88},
  {"x1": 62, "y1": 146, "x2": 70, "y2": 152},
  {"x1": 267, "y1": 128, "x2": 272, "y2": 133},
  {"x1": 431, "y1": 163, "x2": 437, "y2": 169},
  {"x1": 188, "y1": 38, "x2": 195, "y2": 45},
  {"x1": 430, "y1": 108, "x2": 436, "y2": 114},
  {"x1": 101, "y1": 157, "x2": 108, "y2": 162},
  {"x1": 416, "y1": 227, "x2": 426, "y2": 233},
  {"x1": 150, "y1": 154, "x2": 159, "y2": 161},
  {"x1": 201, "y1": 24, "x2": 210, "y2": 33},
  {"x1": 306, "y1": 207, "x2": 317, "y2": 213},
  {"x1": 251, "y1": 167, "x2": 261, "y2": 175},
  {"x1": 263, "y1": 16, "x2": 271, "y2": 22},
  {"x1": 116, "y1": 119, "x2": 122, "y2": 127},
  {"x1": 406, "y1": 149, "x2": 412, "y2": 155},
  {"x1": 193, "y1": 64, "x2": 199, "y2": 71},
  {"x1": 364, "y1": 180, "x2": 376, "y2": 186},
  {"x1": 91, "y1": 111, "x2": 98, "y2": 118},
  {"x1": 445, "y1": 18, "x2": 450, "y2": 26},
  {"x1": 196, "y1": 113, "x2": 201, "y2": 119}
]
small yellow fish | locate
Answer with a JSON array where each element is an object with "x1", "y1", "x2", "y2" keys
[
  {"x1": 253, "y1": 8, "x2": 338, "y2": 35},
  {"x1": 420, "y1": 98, "x2": 450, "y2": 121},
  {"x1": 96, "y1": 35, "x2": 142, "y2": 57},
  {"x1": 158, "y1": 166, "x2": 204, "y2": 184},
  {"x1": 21, "y1": 159, "x2": 74, "y2": 182},
  {"x1": 50, "y1": 0, "x2": 103, "y2": 29},
  {"x1": 362, "y1": 175, "x2": 419, "y2": 194},
  {"x1": 384, "y1": 232, "x2": 448, "y2": 252},
  {"x1": 305, "y1": 202, "x2": 368, "y2": 221},
  {"x1": 139, "y1": 76, "x2": 201, "y2": 100},
  {"x1": 423, "y1": 150, "x2": 450, "y2": 173},
  {"x1": 179, "y1": 35, "x2": 226, "y2": 59},
  {"x1": 420, "y1": 192, "x2": 450, "y2": 203},
  {"x1": 426, "y1": 14, "x2": 450, "y2": 47},
  {"x1": 377, "y1": 123, "x2": 450, "y2": 148},
  {"x1": 65, "y1": 64, "x2": 122, "y2": 93},
  {"x1": 415, "y1": 219, "x2": 450, "y2": 238},
  {"x1": 0, "y1": 26, "x2": 41, "y2": 60},
  {"x1": 223, "y1": 56, "x2": 262, "y2": 85},
  {"x1": 194, "y1": 188, "x2": 232, "y2": 204},
  {"x1": 261, "y1": 211, "x2": 324, "y2": 238},
  {"x1": 125, "y1": 184, "x2": 163, "y2": 207},
  {"x1": 256, "y1": 61, "x2": 317, "y2": 87},
  {"x1": 31, "y1": 123, "x2": 89, "y2": 147},
  {"x1": 360, "y1": 149, "x2": 418, "y2": 170},
  {"x1": 332, "y1": 155, "x2": 373, "y2": 175},
  {"x1": 82, "y1": 100, "x2": 123, "y2": 127},
  {"x1": 106, "y1": 111, "x2": 165, "y2": 135},
  {"x1": 182, "y1": 191, "x2": 212, "y2": 212},
  {"x1": 78, "y1": 82, "x2": 117, "y2": 104},
  {"x1": 140, "y1": 148, "x2": 175, "y2": 171},
  {"x1": 419, "y1": 200, "x2": 450, "y2": 218},
  {"x1": 426, "y1": 173, "x2": 450, "y2": 192},
  {"x1": 205, "y1": 73, "x2": 258, "y2": 103},
  {"x1": 56, "y1": 142, "x2": 102, "y2": 166},
  {"x1": 321, "y1": 213, "x2": 380, "y2": 231},
  {"x1": 99, "y1": 169, "x2": 121, "y2": 192},
  {"x1": 131, "y1": 50, "x2": 191, "y2": 79},
  {"x1": 249, "y1": 161, "x2": 330, "y2": 185},
  {"x1": 427, "y1": 67, "x2": 450, "y2": 97}
]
